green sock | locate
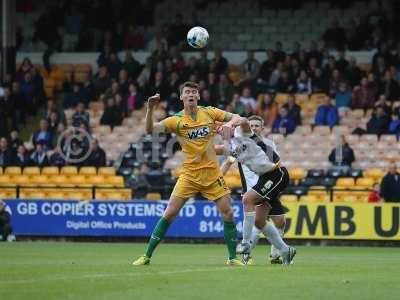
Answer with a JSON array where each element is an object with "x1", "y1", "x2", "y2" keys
[
  {"x1": 224, "y1": 221, "x2": 238, "y2": 260},
  {"x1": 144, "y1": 217, "x2": 170, "y2": 258}
]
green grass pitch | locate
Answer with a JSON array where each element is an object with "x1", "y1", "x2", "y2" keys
[{"x1": 0, "y1": 242, "x2": 399, "y2": 300}]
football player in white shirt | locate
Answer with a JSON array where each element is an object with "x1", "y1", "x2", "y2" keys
[{"x1": 216, "y1": 115, "x2": 295, "y2": 265}]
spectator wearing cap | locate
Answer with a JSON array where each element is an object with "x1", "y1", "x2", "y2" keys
[
  {"x1": 272, "y1": 106, "x2": 296, "y2": 135},
  {"x1": 315, "y1": 96, "x2": 339, "y2": 127},
  {"x1": 32, "y1": 119, "x2": 53, "y2": 150},
  {"x1": 380, "y1": 163, "x2": 400, "y2": 202}
]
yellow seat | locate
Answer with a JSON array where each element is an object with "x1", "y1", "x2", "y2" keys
[
  {"x1": 336, "y1": 178, "x2": 355, "y2": 188},
  {"x1": 5, "y1": 167, "x2": 22, "y2": 175},
  {"x1": 288, "y1": 168, "x2": 306, "y2": 183},
  {"x1": 22, "y1": 191, "x2": 47, "y2": 199},
  {"x1": 333, "y1": 189, "x2": 358, "y2": 202},
  {"x1": 13, "y1": 175, "x2": 31, "y2": 186},
  {"x1": 65, "y1": 189, "x2": 92, "y2": 200},
  {"x1": 42, "y1": 167, "x2": 59, "y2": 176},
  {"x1": 356, "y1": 177, "x2": 374, "y2": 188},
  {"x1": 30, "y1": 175, "x2": 52, "y2": 186},
  {"x1": 50, "y1": 175, "x2": 69, "y2": 186},
  {"x1": 61, "y1": 166, "x2": 78, "y2": 176},
  {"x1": 101, "y1": 176, "x2": 124, "y2": 187},
  {"x1": 364, "y1": 168, "x2": 384, "y2": 181},
  {"x1": 146, "y1": 192, "x2": 161, "y2": 201},
  {"x1": 46, "y1": 191, "x2": 67, "y2": 199},
  {"x1": 79, "y1": 167, "x2": 97, "y2": 176},
  {"x1": 23, "y1": 167, "x2": 40, "y2": 176},
  {"x1": 0, "y1": 167, "x2": 3, "y2": 175},
  {"x1": 0, "y1": 175, "x2": 13, "y2": 186},
  {"x1": 280, "y1": 194, "x2": 298, "y2": 202},
  {"x1": 95, "y1": 189, "x2": 132, "y2": 200},
  {"x1": 86, "y1": 175, "x2": 105, "y2": 186},
  {"x1": 98, "y1": 167, "x2": 116, "y2": 176},
  {"x1": 68, "y1": 175, "x2": 90, "y2": 187},
  {"x1": 308, "y1": 186, "x2": 330, "y2": 202},
  {"x1": 0, "y1": 188, "x2": 16, "y2": 198}
]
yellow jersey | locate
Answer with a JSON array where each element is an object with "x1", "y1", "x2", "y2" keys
[{"x1": 161, "y1": 106, "x2": 229, "y2": 173}]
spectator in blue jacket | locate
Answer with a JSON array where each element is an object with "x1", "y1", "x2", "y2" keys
[
  {"x1": 315, "y1": 96, "x2": 339, "y2": 127},
  {"x1": 389, "y1": 112, "x2": 400, "y2": 139},
  {"x1": 335, "y1": 81, "x2": 352, "y2": 114},
  {"x1": 32, "y1": 119, "x2": 53, "y2": 150},
  {"x1": 272, "y1": 106, "x2": 296, "y2": 135}
]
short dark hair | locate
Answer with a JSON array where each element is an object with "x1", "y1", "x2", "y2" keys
[
  {"x1": 179, "y1": 81, "x2": 199, "y2": 94},
  {"x1": 248, "y1": 115, "x2": 264, "y2": 126}
]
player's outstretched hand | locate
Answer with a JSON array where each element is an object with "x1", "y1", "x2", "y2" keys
[
  {"x1": 147, "y1": 93, "x2": 160, "y2": 109},
  {"x1": 221, "y1": 123, "x2": 234, "y2": 140}
]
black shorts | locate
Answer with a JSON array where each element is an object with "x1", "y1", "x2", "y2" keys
[{"x1": 252, "y1": 166, "x2": 289, "y2": 207}]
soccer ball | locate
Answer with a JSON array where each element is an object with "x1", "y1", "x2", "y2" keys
[{"x1": 187, "y1": 26, "x2": 209, "y2": 49}]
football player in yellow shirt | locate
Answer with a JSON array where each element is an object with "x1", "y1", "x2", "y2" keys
[{"x1": 132, "y1": 81, "x2": 245, "y2": 266}]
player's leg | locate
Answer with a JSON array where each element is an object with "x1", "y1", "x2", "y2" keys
[
  {"x1": 236, "y1": 189, "x2": 263, "y2": 254},
  {"x1": 269, "y1": 215, "x2": 286, "y2": 263},
  {"x1": 133, "y1": 176, "x2": 196, "y2": 265},
  {"x1": 214, "y1": 194, "x2": 243, "y2": 265},
  {"x1": 203, "y1": 175, "x2": 244, "y2": 266},
  {"x1": 133, "y1": 195, "x2": 186, "y2": 265}
]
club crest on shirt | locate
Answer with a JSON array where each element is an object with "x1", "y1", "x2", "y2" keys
[{"x1": 187, "y1": 126, "x2": 210, "y2": 139}]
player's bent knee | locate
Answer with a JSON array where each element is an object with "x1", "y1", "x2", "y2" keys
[
  {"x1": 255, "y1": 219, "x2": 266, "y2": 229},
  {"x1": 272, "y1": 216, "x2": 286, "y2": 229},
  {"x1": 220, "y1": 208, "x2": 234, "y2": 221}
]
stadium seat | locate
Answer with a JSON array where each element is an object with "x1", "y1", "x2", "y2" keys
[
  {"x1": 46, "y1": 191, "x2": 67, "y2": 199},
  {"x1": 68, "y1": 175, "x2": 90, "y2": 187},
  {"x1": 308, "y1": 186, "x2": 329, "y2": 202},
  {"x1": 23, "y1": 167, "x2": 40, "y2": 176},
  {"x1": 364, "y1": 168, "x2": 384, "y2": 181},
  {"x1": 13, "y1": 175, "x2": 31, "y2": 186},
  {"x1": 5, "y1": 167, "x2": 22, "y2": 175},
  {"x1": 42, "y1": 167, "x2": 59, "y2": 176},
  {"x1": 100, "y1": 176, "x2": 124, "y2": 187},
  {"x1": 79, "y1": 167, "x2": 97, "y2": 176},
  {"x1": 61, "y1": 166, "x2": 78, "y2": 176},
  {"x1": 356, "y1": 177, "x2": 374, "y2": 188},
  {"x1": 95, "y1": 188, "x2": 132, "y2": 200},
  {"x1": 98, "y1": 167, "x2": 116, "y2": 176},
  {"x1": 288, "y1": 168, "x2": 306, "y2": 183},
  {"x1": 145, "y1": 192, "x2": 162, "y2": 201},
  {"x1": 30, "y1": 175, "x2": 51, "y2": 186},
  {"x1": 0, "y1": 175, "x2": 12, "y2": 186},
  {"x1": 0, "y1": 167, "x2": 2, "y2": 175},
  {"x1": 336, "y1": 178, "x2": 355, "y2": 188},
  {"x1": 0, "y1": 187, "x2": 16, "y2": 198},
  {"x1": 299, "y1": 195, "x2": 319, "y2": 202},
  {"x1": 280, "y1": 194, "x2": 298, "y2": 202},
  {"x1": 86, "y1": 175, "x2": 106, "y2": 186},
  {"x1": 50, "y1": 175, "x2": 69, "y2": 186},
  {"x1": 313, "y1": 126, "x2": 331, "y2": 136}
]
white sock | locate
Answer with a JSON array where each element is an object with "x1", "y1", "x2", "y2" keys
[
  {"x1": 250, "y1": 227, "x2": 261, "y2": 249},
  {"x1": 270, "y1": 226, "x2": 285, "y2": 258},
  {"x1": 242, "y1": 211, "x2": 256, "y2": 243},
  {"x1": 262, "y1": 222, "x2": 289, "y2": 254}
]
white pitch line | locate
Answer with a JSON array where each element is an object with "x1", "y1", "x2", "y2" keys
[{"x1": 0, "y1": 266, "x2": 240, "y2": 285}]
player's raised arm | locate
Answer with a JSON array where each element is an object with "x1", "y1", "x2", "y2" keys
[{"x1": 145, "y1": 93, "x2": 165, "y2": 134}]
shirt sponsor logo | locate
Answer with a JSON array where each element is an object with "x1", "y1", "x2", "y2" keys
[{"x1": 187, "y1": 126, "x2": 210, "y2": 139}]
